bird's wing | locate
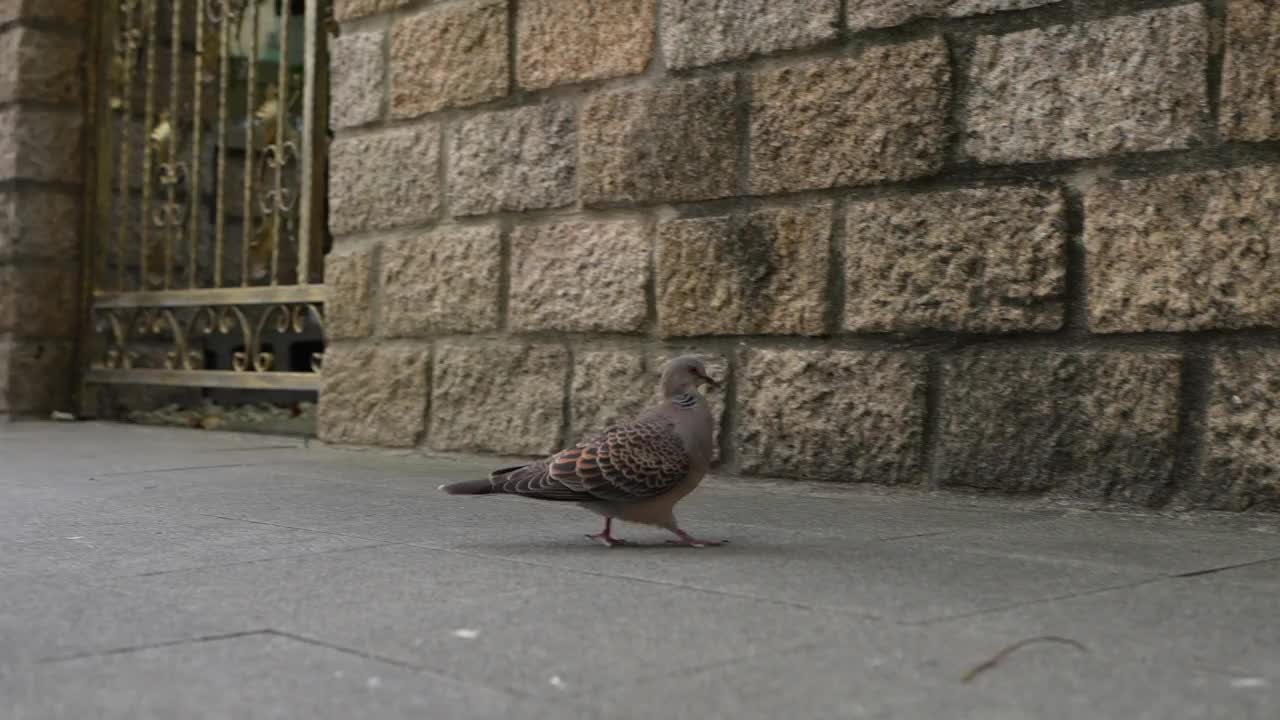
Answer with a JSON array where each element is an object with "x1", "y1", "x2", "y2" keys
[{"x1": 489, "y1": 418, "x2": 690, "y2": 503}]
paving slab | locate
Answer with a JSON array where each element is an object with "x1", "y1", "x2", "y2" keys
[
  {"x1": 2, "y1": 421, "x2": 1279, "y2": 719},
  {"x1": 4, "y1": 632, "x2": 588, "y2": 720}
]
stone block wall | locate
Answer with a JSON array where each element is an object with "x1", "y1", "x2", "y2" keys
[
  {"x1": 322, "y1": 0, "x2": 1280, "y2": 511},
  {"x1": 0, "y1": 1, "x2": 87, "y2": 416}
]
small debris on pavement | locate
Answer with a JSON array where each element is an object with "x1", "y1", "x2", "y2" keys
[
  {"x1": 549, "y1": 676, "x2": 567, "y2": 690},
  {"x1": 452, "y1": 628, "x2": 480, "y2": 639},
  {"x1": 962, "y1": 636, "x2": 1089, "y2": 683}
]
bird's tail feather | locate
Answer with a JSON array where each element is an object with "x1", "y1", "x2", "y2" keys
[
  {"x1": 438, "y1": 465, "x2": 525, "y2": 495},
  {"x1": 439, "y1": 478, "x2": 496, "y2": 495}
]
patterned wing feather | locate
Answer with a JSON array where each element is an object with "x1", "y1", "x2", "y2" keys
[{"x1": 488, "y1": 417, "x2": 689, "y2": 503}]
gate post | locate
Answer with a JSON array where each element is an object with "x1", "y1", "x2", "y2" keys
[{"x1": 0, "y1": 0, "x2": 90, "y2": 418}]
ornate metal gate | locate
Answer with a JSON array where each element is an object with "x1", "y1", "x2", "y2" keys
[{"x1": 84, "y1": 0, "x2": 329, "y2": 396}]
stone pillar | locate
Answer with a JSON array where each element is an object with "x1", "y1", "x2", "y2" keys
[{"x1": 0, "y1": 0, "x2": 88, "y2": 417}]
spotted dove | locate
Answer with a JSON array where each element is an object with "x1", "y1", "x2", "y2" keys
[{"x1": 440, "y1": 356, "x2": 726, "y2": 547}]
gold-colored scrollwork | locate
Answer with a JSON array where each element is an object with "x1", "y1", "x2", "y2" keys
[
  {"x1": 153, "y1": 161, "x2": 188, "y2": 228},
  {"x1": 95, "y1": 310, "x2": 136, "y2": 370},
  {"x1": 92, "y1": 303, "x2": 324, "y2": 375},
  {"x1": 258, "y1": 141, "x2": 299, "y2": 215}
]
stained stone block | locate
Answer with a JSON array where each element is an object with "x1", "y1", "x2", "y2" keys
[
  {"x1": 428, "y1": 343, "x2": 567, "y2": 455},
  {"x1": 938, "y1": 352, "x2": 1182, "y2": 503},
  {"x1": 749, "y1": 38, "x2": 950, "y2": 194},
  {"x1": 318, "y1": 344, "x2": 430, "y2": 447},
  {"x1": 1085, "y1": 166, "x2": 1280, "y2": 333},
  {"x1": 962, "y1": 5, "x2": 1207, "y2": 163},
  {"x1": 736, "y1": 349, "x2": 925, "y2": 483}
]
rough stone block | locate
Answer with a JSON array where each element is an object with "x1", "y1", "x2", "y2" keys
[
  {"x1": 571, "y1": 350, "x2": 651, "y2": 441},
  {"x1": 429, "y1": 343, "x2": 567, "y2": 455},
  {"x1": 570, "y1": 350, "x2": 727, "y2": 460},
  {"x1": 509, "y1": 221, "x2": 647, "y2": 333},
  {"x1": 0, "y1": 27, "x2": 82, "y2": 105},
  {"x1": 0, "y1": 338, "x2": 73, "y2": 415},
  {"x1": 0, "y1": 0, "x2": 87, "y2": 26},
  {"x1": 580, "y1": 75, "x2": 738, "y2": 206},
  {"x1": 962, "y1": 5, "x2": 1208, "y2": 163},
  {"x1": 661, "y1": 0, "x2": 839, "y2": 70},
  {"x1": 323, "y1": 250, "x2": 372, "y2": 340},
  {"x1": 1085, "y1": 166, "x2": 1280, "y2": 333},
  {"x1": 1220, "y1": 0, "x2": 1280, "y2": 142},
  {"x1": 448, "y1": 102, "x2": 576, "y2": 216},
  {"x1": 332, "y1": 0, "x2": 410, "y2": 23},
  {"x1": 0, "y1": 265, "x2": 77, "y2": 338},
  {"x1": 390, "y1": 0, "x2": 508, "y2": 118},
  {"x1": 329, "y1": 29, "x2": 384, "y2": 130},
  {"x1": 0, "y1": 107, "x2": 82, "y2": 183},
  {"x1": 318, "y1": 344, "x2": 430, "y2": 447},
  {"x1": 749, "y1": 38, "x2": 949, "y2": 194},
  {"x1": 657, "y1": 205, "x2": 830, "y2": 337},
  {"x1": 1197, "y1": 350, "x2": 1280, "y2": 511},
  {"x1": 328, "y1": 126, "x2": 441, "y2": 236},
  {"x1": 380, "y1": 226, "x2": 500, "y2": 336},
  {"x1": 939, "y1": 352, "x2": 1182, "y2": 503},
  {"x1": 847, "y1": 0, "x2": 1061, "y2": 30},
  {"x1": 736, "y1": 349, "x2": 925, "y2": 482},
  {"x1": 845, "y1": 186, "x2": 1066, "y2": 333},
  {"x1": 518, "y1": 0, "x2": 654, "y2": 88},
  {"x1": 0, "y1": 189, "x2": 80, "y2": 261}
]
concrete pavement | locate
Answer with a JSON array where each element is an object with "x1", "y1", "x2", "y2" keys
[{"x1": 2, "y1": 421, "x2": 1278, "y2": 719}]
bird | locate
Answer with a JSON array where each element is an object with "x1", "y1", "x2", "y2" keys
[{"x1": 439, "y1": 356, "x2": 728, "y2": 548}]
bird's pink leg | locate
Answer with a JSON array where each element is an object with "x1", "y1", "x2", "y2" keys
[
  {"x1": 666, "y1": 528, "x2": 728, "y2": 548},
  {"x1": 585, "y1": 517, "x2": 628, "y2": 547}
]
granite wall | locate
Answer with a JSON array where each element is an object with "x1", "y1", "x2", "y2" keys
[{"x1": 321, "y1": 0, "x2": 1280, "y2": 511}]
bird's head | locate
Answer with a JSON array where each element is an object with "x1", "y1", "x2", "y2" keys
[{"x1": 660, "y1": 355, "x2": 719, "y2": 398}]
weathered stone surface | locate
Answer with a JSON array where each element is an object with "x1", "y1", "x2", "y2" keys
[
  {"x1": 657, "y1": 205, "x2": 830, "y2": 337},
  {"x1": 1220, "y1": 0, "x2": 1280, "y2": 142},
  {"x1": 845, "y1": 186, "x2": 1066, "y2": 333},
  {"x1": 0, "y1": 189, "x2": 80, "y2": 261},
  {"x1": 0, "y1": 265, "x2": 77, "y2": 338},
  {"x1": 1195, "y1": 350, "x2": 1280, "y2": 511},
  {"x1": 750, "y1": 38, "x2": 949, "y2": 194},
  {"x1": 390, "y1": 0, "x2": 508, "y2": 118},
  {"x1": 328, "y1": 126, "x2": 440, "y2": 236},
  {"x1": 661, "y1": 0, "x2": 839, "y2": 70},
  {"x1": 0, "y1": 0, "x2": 87, "y2": 26},
  {"x1": 380, "y1": 226, "x2": 500, "y2": 336},
  {"x1": 318, "y1": 344, "x2": 430, "y2": 447},
  {"x1": 1085, "y1": 166, "x2": 1280, "y2": 333},
  {"x1": 332, "y1": 0, "x2": 410, "y2": 23},
  {"x1": 509, "y1": 221, "x2": 647, "y2": 333},
  {"x1": 0, "y1": 107, "x2": 82, "y2": 183},
  {"x1": 571, "y1": 351, "x2": 651, "y2": 441},
  {"x1": 570, "y1": 350, "x2": 727, "y2": 459},
  {"x1": 429, "y1": 343, "x2": 567, "y2": 455},
  {"x1": 0, "y1": 338, "x2": 73, "y2": 415},
  {"x1": 580, "y1": 76, "x2": 738, "y2": 206},
  {"x1": 518, "y1": 0, "x2": 654, "y2": 88},
  {"x1": 847, "y1": 0, "x2": 1061, "y2": 30},
  {"x1": 0, "y1": 27, "x2": 81, "y2": 105},
  {"x1": 939, "y1": 352, "x2": 1182, "y2": 503},
  {"x1": 736, "y1": 349, "x2": 925, "y2": 482},
  {"x1": 323, "y1": 250, "x2": 372, "y2": 340},
  {"x1": 448, "y1": 102, "x2": 576, "y2": 216},
  {"x1": 329, "y1": 30, "x2": 384, "y2": 130},
  {"x1": 962, "y1": 5, "x2": 1208, "y2": 164}
]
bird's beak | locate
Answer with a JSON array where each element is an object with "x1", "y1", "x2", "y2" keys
[{"x1": 698, "y1": 371, "x2": 720, "y2": 390}]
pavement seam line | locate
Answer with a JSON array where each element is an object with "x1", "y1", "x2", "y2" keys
[
  {"x1": 36, "y1": 629, "x2": 275, "y2": 664},
  {"x1": 1173, "y1": 556, "x2": 1280, "y2": 578},
  {"x1": 121, "y1": 542, "x2": 397, "y2": 580}
]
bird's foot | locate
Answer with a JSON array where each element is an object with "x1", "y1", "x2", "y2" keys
[
  {"x1": 585, "y1": 532, "x2": 629, "y2": 548},
  {"x1": 665, "y1": 529, "x2": 728, "y2": 548}
]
